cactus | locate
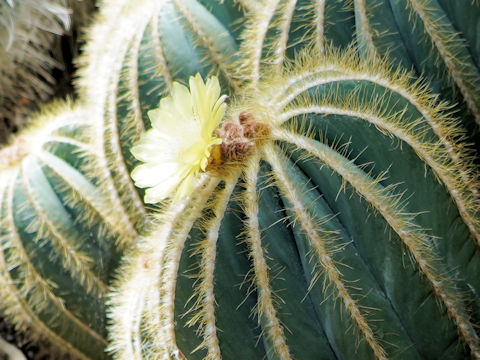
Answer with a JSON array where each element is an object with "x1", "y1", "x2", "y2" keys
[
  {"x1": 76, "y1": 0, "x2": 248, "y2": 232},
  {"x1": 0, "y1": 100, "x2": 135, "y2": 360},
  {"x1": 0, "y1": 0, "x2": 468, "y2": 358},
  {"x1": 88, "y1": 0, "x2": 480, "y2": 358}
]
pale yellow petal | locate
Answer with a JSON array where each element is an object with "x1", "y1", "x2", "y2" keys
[
  {"x1": 172, "y1": 82, "x2": 194, "y2": 122},
  {"x1": 144, "y1": 178, "x2": 178, "y2": 203},
  {"x1": 131, "y1": 130, "x2": 178, "y2": 162},
  {"x1": 131, "y1": 162, "x2": 181, "y2": 188},
  {"x1": 174, "y1": 172, "x2": 196, "y2": 201},
  {"x1": 205, "y1": 76, "x2": 221, "y2": 111}
]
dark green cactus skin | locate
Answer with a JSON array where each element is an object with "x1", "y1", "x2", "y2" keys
[
  {"x1": 0, "y1": 104, "x2": 129, "y2": 360},
  {"x1": 354, "y1": 0, "x2": 480, "y2": 135}
]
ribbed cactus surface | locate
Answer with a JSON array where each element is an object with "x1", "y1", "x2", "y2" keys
[
  {"x1": 242, "y1": 0, "x2": 480, "y2": 134},
  {"x1": 110, "y1": 44, "x2": 480, "y2": 358},
  {"x1": 0, "y1": 102, "x2": 133, "y2": 360},
  {"x1": 353, "y1": 0, "x2": 480, "y2": 131}
]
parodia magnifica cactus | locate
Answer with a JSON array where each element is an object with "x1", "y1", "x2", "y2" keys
[
  {"x1": 109, "y1": 51, "x2": 480, "y2": 360},
  {"x1": 75, "y1": 0, "x2": 480, "y2": 359},
  {"x1": 0, "y1": 101, "x2": 135, "y2": 360}
]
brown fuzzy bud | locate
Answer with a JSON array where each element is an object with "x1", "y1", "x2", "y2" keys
[
  {"x1": 217, "y1": 122, "x2": 244, "y2": 141},
  {"x1": 242, "y1": 121, "x2": 270, "y2": 140},
  {"x1": 221, "y1": 139, "x2": 254, "y2": 162},
  {"x1": 238, "y1": 111, "x2": 252, "y2": 124}
]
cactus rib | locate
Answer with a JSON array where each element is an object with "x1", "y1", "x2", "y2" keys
[
  {"x1": 186, "y1": 176, "x2": 239, "y2": 359},
  {"x1": 172, "y1": 0, "x2": 240, "y2": 92},
  {"x1": 269, "y1": 0, "x2": 298, "y2": 70},
  {"x1": 21, "y1": 159, "x2": 108, "y2": 294},
  {"x1": 240, "y1": 0, "x2": 281, "y2": 86},
  {"x1": 354, "y1": 0, "x2": 378, "y2": 55},
  {"x1": 150, "y1": 15, "x2": 174, "y2": 92},
  {"x1": 406, "y1": 0, "x2": 480, "y2": 125},
  {"x1": 313, "y1": 0, "x2": 326, "y2": 53},
  {"x1": 243, "y1": 153, "x2": 292, "y2": 360},
  {"x1": 156, "y1": 178, "x2": 220, "y2": 359},
  {"x1": 125, "y1": 31, "x2": 147, "y2": 135}
]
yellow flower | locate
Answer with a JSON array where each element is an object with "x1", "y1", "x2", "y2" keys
[{"x1": 130, "y1": 74, "x2": 226, "y2": 203}]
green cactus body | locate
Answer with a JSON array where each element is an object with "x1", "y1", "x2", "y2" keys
[
  {"x1": 109, "y1": 40, "x2": 480, "y2": 359},
  {"x1": 0, "y1": 102, "x2": 133, "y2": 359},
  {"x1": 77, "y1": 0, "x2": 246, "y2": 231}
]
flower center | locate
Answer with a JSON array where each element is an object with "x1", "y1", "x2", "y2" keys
[{"x1": 207, "y1": 112, "x2": 270, "y2": 169}]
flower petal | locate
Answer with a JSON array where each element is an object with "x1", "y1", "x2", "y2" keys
[
  {"x1": 131, "y1": 130, "x2": 178, "y2": 163},
  {"x1": 144, "y1": 177, "x2": 179, "y2": 203},
  {"x1": 131, "y1": 161, "x2": 181, "y2": 188}
]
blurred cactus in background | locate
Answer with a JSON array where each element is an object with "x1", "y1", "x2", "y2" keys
[{"x1": 0, "y1": 0, "x2": 96, "y2": 143}]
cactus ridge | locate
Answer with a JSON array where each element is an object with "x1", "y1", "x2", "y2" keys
[
  {"x1": 241, "y1": 153, "x2": 292, "y2": 360},
  {"x1": 110, "y1": 40, "x2": 480, "y2": 358},
  {"x1": 171, "y1": 0, "x2": 240, "y2": 92},
  {"x1": 109, "y1": 177, "x2": 219, "y2": 359},
  {"x1": 185, "y1": 175, "x2": 241, "y2": 359},
  {"x1": 237, "y1": 0, "x2": 281, "y2": 86},
  {"x1": 405, "y1": 0, "x2": 480, "y2": 124}
]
